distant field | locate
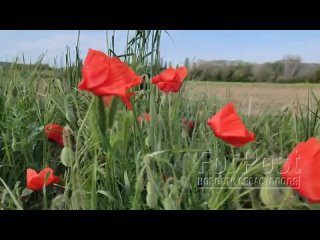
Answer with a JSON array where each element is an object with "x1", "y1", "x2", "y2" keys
[{"x1": 185, "y1": 81, "x2": 320, "y2": 114}]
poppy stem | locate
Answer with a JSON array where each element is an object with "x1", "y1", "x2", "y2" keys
[
  {"x1": 42, "y1": 185, "x2": 48, "y2": 210},
  {"x1": 75, "y1": 96, "x2": 95, "y2": 159},
  {"x1": 97, "y1": 97, "x2": 107, "y2": 138},
  {"x1": 97, "y1": 97, "x2": 111, "y2": 152},
  {"x1": 97, "y1": 97, "x2": 118, "y2": 204},
  {"x1": 167, "y1": 93, "x2": 174, "y2": 149},
  {"x1": 131, "y1": 101, "x2": 147, "y2": 154},
  {"x1": 107, "y1": 96, "x2": 120, "y2": 128},
  {"x1": 96, "y1": 97, "x2": 116, "y2": 202}
]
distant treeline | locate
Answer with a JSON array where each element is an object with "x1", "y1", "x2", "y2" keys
[
  {"x1": 186, "y1": 56, "x2": 320, "y2": 83},
  {"x1": 3, "y1": 55, "x2": 320, "y2": 83}
]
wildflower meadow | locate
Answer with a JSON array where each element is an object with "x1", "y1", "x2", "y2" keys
[{"x1": 0, "y1": 30, "x2": 319, "y2": 210}]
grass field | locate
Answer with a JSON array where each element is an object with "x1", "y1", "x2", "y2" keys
[
  {"x1": 1, "y1": 31, "x2": 320, "y2": 210},
  {"x1": 186, "y1": 81, "x2": 320, "y2": 114}
]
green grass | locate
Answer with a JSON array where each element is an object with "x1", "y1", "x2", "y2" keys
[{"x1": 0, "y1": 30, "x2": 318, "y2": 210}]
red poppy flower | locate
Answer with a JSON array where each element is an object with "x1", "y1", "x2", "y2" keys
[
  {"x1": 138, "y1": 112, "x2": 151, "y2": 125},
  {"x1": 27, "y1": 168, "x2": 60, "y2": 191},
  {"x1": 281, "y1": 137, "x2": 320, "y2": 203},
  {"x1": 78, "y1": 49, "x2": 142, "y2": 110},
  {"x1": 45, "y1": 124, "x2": 64, "y2": 146},
  {"x1": 207, "y1": 103, "x2": 255, "y2": 147},
  {"x1": 151, "y1": 66, "x2": 188, "y2": 93},
  {"x1": 182, "y1": 118, "x2": 194, "y2": 129}
]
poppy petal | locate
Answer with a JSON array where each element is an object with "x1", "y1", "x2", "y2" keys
[
  {"x1": 151, "y1": 75, "x2": 161, "y2": 84},
  {"x1": 151, "y1": 66, "x2": 188, "y2": 93},
  {"x1": 121, "y1": 96, "x2": 132, "y2": 110},
  {"x1": 282, "y1": 137, "x2": 320, "y2": 202},
  {"x1": 27, "y1": 168, "x2": 37, "y2": 179},
  {"x1": 175, "y1": 66, "x2": 188, "y2": 82},
  {"x1": 109, "y1": 57, "x2": 143, "y2": 89},
  {"x1": 78, "y1": 78, "x2": 88, "y2": 90},
  {"x1": 52, "y1": 176, "x2": 61, "y2": 185},
  {"x1": 159, "y1": 67, "x2": 176, "y2": 82},
  {"x1": 90, "y1": 76, "x2": 129, "y2": 97},
  {"x1": 81, "y1": 49, "x2": 110, "y2": 90},
  {"x1": 78, "y1": 49, "x2": 142, "y2": 100},
  {"x1": 26, "y1": 168, "x2": 60, "y2": 191},
  {"x1": 27, "y1": 168, "x2": 44, "y2": 191},
  {"x1": 45, "y1": 124, "x2": 64, "y2": 146},
  {"x1": 207, "y1": 103, "x2": 255, "y2": 147}
]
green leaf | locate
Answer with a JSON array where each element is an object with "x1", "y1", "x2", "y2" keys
[
  {"x1": 124, "y1": 171, "x2": 131, "y2": 195},
  {"x1": 310, "y1": 203, "x2": 320, "y2": 210},
  {"x1": 163, "y1": 196, "x2": 178, "y2": 210},
  {"x1": 50, "y1": 194, "x2": 66, "y2": 210},
  {"x1": 146, "y1": 181, "x2": 159, "y2": 209},
  {"x1": 97, "y1": 190, "x2": 116, "y2": 202},
  {"x1": 11, "y1": 135, "x2": 20, "y2": 152},
  {"x1": 60, "y1": 146, "x2": 74, "y2": 167},
  {"x1": 110, "y1": 134, "x2": 124, "y2": 149},
  {"x1": 260, "y1": 186, "x2": 281, "y2": 209},
  {"x1": 0, "y1": 178, "x2": 23, "y2": 210},
  {"x1": 21, "y1": 188, "x2": 33, "y2": 198}
]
